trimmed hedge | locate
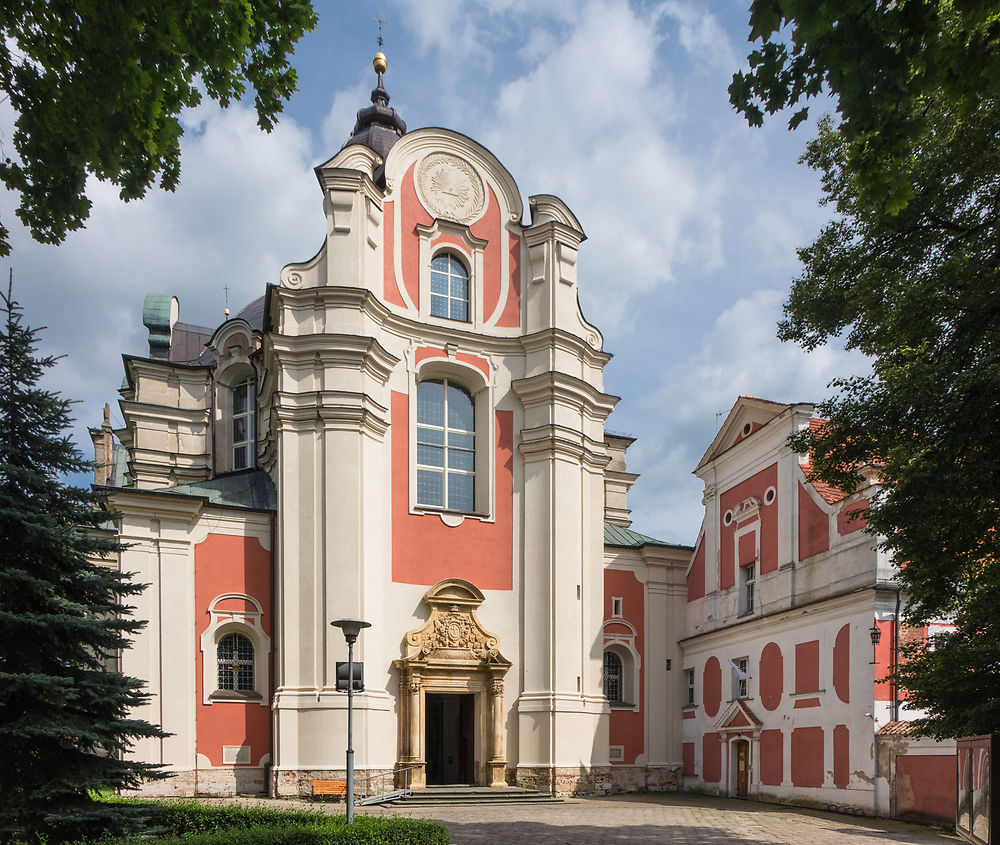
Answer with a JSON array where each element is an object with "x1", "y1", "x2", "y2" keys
[
  {"x1": 93, "y1": 800, "x2": 449, "y2": 845},
  {"x1": 152, "y1": 801, "x2": 329, "y2": 835},
  {"x1": 143, "y1": 817, "x2": 448, "y2": 845}
]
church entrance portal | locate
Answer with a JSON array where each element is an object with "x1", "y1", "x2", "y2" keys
[
  {"x1": 425, "y1": 693, "x2": 475, "y2": 785},
  {"x1": 395, "y1": 579, "x2": 512, "y2": 788}
]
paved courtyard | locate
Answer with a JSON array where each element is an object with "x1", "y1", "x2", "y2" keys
[{"x1": 267, "y1": 792, "x2": 959, "y2": 844}]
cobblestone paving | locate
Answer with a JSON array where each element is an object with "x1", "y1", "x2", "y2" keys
[{"x1": 261, "y1": 792, "x2": 958, "y2": 844}]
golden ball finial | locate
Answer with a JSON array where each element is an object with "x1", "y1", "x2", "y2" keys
[{"x1": 373, "y1": 51, "x2": 387, "y2": 75}]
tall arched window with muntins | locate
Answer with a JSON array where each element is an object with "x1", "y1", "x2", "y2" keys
[
  {"x1": 417, "y1": 379, "x2": 475, "y2": 511},
  {"x1": 603, "y1": 651, "x2": 624, "y2": 703},
  {"x1": 430, "y1": 253, "x2": 469, "y2": 322},
  {"x1": 232, "y1": 376, "x2": 255, "y2": 470},
  {"x1": 217, "y1": 633, "x2": 254, "y2": 691}
]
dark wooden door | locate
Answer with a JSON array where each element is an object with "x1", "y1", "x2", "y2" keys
[{"x1": 737, "y1": 741, "x2": 749, "y2": 797}]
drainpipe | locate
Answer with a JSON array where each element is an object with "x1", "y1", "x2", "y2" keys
[{"x1": 891, "y1": 590, "x2": 901, "y2": 722}]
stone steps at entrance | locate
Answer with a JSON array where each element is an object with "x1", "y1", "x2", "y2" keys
[{"x1": 398, "y1": 786, "x2": 564, "y2": 805}]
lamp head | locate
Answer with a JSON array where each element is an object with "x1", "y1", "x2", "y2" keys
[{"x1": 332, "y1": 618, "x2": 371, "y2": 643}]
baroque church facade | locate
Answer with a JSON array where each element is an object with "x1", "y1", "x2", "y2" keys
[{"x1": 94, "y1": 55, "x2": 954, "y2": 817}]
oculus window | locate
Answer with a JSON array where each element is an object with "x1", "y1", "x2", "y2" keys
[
  {"x1": 416, "y1": 379, "x2": 475, "y2": 511},
  {"x1": 430, "y1": 253, "x2": 470, "y2": 322}
]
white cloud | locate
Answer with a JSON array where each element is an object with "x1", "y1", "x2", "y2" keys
[
  {"x1": 662, "y1": 1, "x2": 739, "y2": 71},
  {"x1": 623, "y1": 286, "x2": 870, "y2": 541},
  {"x1": 475, "y1": 0, "x2": 730, "y2": 333},
  {"x1": 2, "y1": 100, "x2": 324, "y2": 459}
]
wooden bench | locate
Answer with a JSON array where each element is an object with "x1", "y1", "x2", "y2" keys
[{"x1": 311, "y1": 779, "x2": 348, "y2": 800}]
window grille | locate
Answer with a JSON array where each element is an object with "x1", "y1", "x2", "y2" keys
[
  {"x1": 603, "y1": 651, "x2": 624, "y2": 703},
  {"x1": 686, "y1": 668, "x2": 695, "y2": 705},
  {"x1": 218, "y1": 633, "x2": 254, "y2": 692}
]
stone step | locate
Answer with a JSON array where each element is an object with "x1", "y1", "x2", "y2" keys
[{"x1": 397, "y1": 786, "x2": 563, "y2": 805}]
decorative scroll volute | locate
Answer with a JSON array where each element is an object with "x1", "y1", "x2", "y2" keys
[{"x1": 401, "y1": 578, "x2": 509, "y2": 667}]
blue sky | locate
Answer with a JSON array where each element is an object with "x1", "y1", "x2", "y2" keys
[{"x1": 0, "y1": 0, "x2": 866, "y2": 545}]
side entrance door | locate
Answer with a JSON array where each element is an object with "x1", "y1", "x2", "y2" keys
[{"x1": 736, "y1": 740, "x2": 749, "y2": 797}]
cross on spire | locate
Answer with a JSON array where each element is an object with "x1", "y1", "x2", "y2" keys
[{"x1": 374, "y1": 15, "x2": 386, "y2": 49}]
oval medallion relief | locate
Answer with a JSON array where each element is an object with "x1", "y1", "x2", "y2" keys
[{"x1": 416, "y1": 152, "x2": 486, "y2": 224}]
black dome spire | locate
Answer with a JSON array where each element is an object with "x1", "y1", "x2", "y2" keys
[{"x1": 341, "y1": 52, "x2": 406, "y2": 161}]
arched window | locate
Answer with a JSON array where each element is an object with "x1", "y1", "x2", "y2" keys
[
  {"x1": 603, "y1": 651, "x2": 624, "y2": 703},
  {"x1": 430, "y1": 253, "x2": 469, "y2": 322},
  {"x1": 416, "y1": 378, "x2": 475, "y2": 511},
  {"x1": 232, "y1": 376, "x2": 255, "y2": 470},
  {"x1": 217, "y1": 633, "x2": 254, "y2": 692}
]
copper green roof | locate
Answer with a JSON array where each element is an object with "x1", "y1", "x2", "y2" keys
[{"x1": 604, "y1": 521, "x2": 674, "y2": 548}]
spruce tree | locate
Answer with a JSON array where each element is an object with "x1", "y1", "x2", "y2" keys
[{"x1": 0, "y1": 285, "x2": 166, "y2": 842}]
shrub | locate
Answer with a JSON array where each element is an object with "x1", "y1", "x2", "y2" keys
[{"x1": 93, "y1": 800, "x2": 449, "y2": 844}]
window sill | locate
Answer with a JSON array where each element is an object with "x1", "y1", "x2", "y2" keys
[
  {"x1": 609, "y1": 702, "x2": 637, "y2": 710},
  {"x1": 413, "y1": 505, "x2": 494, "y2": 526},
  {"x1": 209, "y1": 689, "x2": 263, "y2": 702}
]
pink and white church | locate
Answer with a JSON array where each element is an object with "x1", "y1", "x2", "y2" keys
[{"x1": 92, "y1": 54, "x2": 955, "y2": 820}]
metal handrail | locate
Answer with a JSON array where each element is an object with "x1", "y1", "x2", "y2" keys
[{"x1": 355, "y1": 765, "x2": 420, "y2": 805}]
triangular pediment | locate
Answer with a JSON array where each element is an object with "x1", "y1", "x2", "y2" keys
[
  {"x1": 715, "y1": 698, "x2": 762, "y2": 734},
  {"x1": 696, "y1": 396, "x2": 793, "y2": 471}
]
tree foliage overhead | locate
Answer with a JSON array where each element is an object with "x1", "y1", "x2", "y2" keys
[
  {"x1": 752, "y1": 9, "x2": 1000, "y2": 732},
  {"x1": 729, "y1": 1, "x2": 1000, "y2": 210},
  {"x1": 0, "y1": 0, "x2": 317, "y2": 256},
  {"x1": 0, "y1": 287, "x2": 167, "y2": 842}
]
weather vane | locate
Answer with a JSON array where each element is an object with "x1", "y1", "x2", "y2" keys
[{"x1": 373, "y1": 15, "x2": 388, "y2": 82}]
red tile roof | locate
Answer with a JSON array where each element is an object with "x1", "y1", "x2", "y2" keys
[{"x1": 876, "y1": 720, "x2": 919, "y2": 736}]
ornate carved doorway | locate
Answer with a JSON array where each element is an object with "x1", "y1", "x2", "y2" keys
[{"x1": 394, "y1": 579, "x2": 511, "y2": 788}]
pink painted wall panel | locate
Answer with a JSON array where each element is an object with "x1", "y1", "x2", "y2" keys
[
  {"x1": 833, "y1": 725, "x2": 850, "y2": 788},
  {"x1": 794, "y1": 640, "x2": 820, "y2": 694},
  {"x1": 720, "y1": 464, "x2": 779, "y2": 587},
  {"x1": 702, "y1": 732, "x2": 722, "y2": 783},
  {"x1": 759, "y1": 641, "x2": 783, "y2": 711},
  {"x1": 605, "y1": 569, "x2": 645, "y2": 765},
  {"x1": 683, "y1": 742, "x2": 695, "y2": 775},
  {"x1": 194, "y1": 534, "x2": 272, "y2": 767},
  {"x1": 791, "y1": 726, "x2": 825, "y2": 788},
  {"x1": 837, "y1": 498, "x2": 869, "y2": 535},
  {"x1": 703, "y1": 657, "x2": 722, "y2": 718},
  {"x1": 760, "y1": 729, "x2": 783, "y2": 786},
  {"x1": 896, "y1": 754, "x2": 957, "y2": 823},
  {"x1": 833, "y1": 624, "x2": 851, "y2": 703},
  {"x1": 798, "y1": 483, "x2": 830, "y2": 560},
  {"x1": 687, "y1": 538, "x2": 705, "y2": 602}
]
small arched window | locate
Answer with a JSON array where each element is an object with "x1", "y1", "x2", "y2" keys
[
  {"x1": 217, "y1": 633, "x2": 254, "y2": 692},
  {"x1": 416, "y1": 378, "x2": 475, "y2": 511},
  {"x1": 430, "y1": 253, "x2": 470, "y2": 322},
  {"x1": 232, "y1": 376, "x2": 255, "y2": 470},
  {"x1": 603, "y1": 651, "x2": 624, "y2": 703}
]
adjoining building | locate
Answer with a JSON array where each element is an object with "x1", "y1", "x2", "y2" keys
[{"x1": 679, "y1": 396, "x2": 955, "y2": 821}]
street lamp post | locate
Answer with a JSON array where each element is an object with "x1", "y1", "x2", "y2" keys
[{"x1": 331, "y1": 618, "x2": 371, "y2": 823}]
